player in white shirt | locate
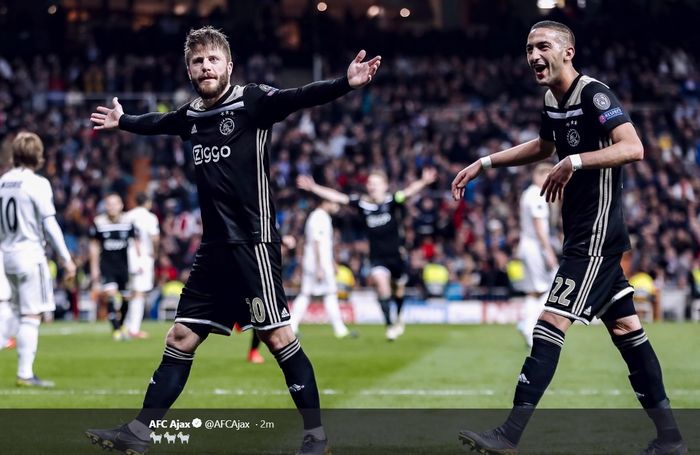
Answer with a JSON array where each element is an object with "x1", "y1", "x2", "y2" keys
[
  {"x1": 290, "y1": 200, "x2": 352, "y2": 338},
  {"x1": 516, "y1": 163, "x2": 557, "y2": 347},
  {"x1": 0, "y1": 251, "x2": 18, "y2": 350},
  {"x1": 0, "y1": 132, "x2": 76, "y2": 387},
  {"x1": 123, "y1": 193, "x2": 160, "y2": 339}
]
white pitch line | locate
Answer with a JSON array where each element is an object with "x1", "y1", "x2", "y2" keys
[{"x1": 0, "y1": 388, "x2": 699, "y2": 397}]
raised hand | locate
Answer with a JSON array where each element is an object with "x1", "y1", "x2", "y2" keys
[
  {"x1": 421, "y1": 167, "x2": 438, "y2": 184},
  {"x1": 451, "y1": 161, "x2": 483, "y2": 201},
  {"x1": 296, "y1": 175, "x2": 316, "y2": 191},
  {"x1": 90, "y1": 97, "x2": 124, "y2": 130},
  {"x1": 347, "y1": 50, "x2": 382, "y2": 89}
]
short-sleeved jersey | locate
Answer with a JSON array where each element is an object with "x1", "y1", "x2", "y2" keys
[
  {"x1": 124, "y1": 206, "x2": 159, "y2": 258},
  {"x1": 302, "y1": 208, "x2": 335, "y2": 273},
  {"x1": 119, "y1": 78, "x2": 351, "y2": 245},
  {"x1": 349, "y1": 193, "x2": 406, "y2": 260},
  {"x1": 89, "y1": 214, "x2": 135, "y2": 274},
  {"x1": 539, "y1": 74, "x2": 632, "y2": 257},
  {"x1": 519, "y1": 184, "x2": 549, "y2": 244},
  {"x1": 0, "y1": 168, "x2": 55, "y2": 268}
]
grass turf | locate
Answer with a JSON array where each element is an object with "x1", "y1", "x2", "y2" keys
[{"x1": 0, "y1": 321, "x2": 697, "y2": 409}]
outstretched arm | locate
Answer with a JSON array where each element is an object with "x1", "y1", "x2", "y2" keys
[
  {"x1": 90, "y1": 97, "x2": 186, "y2": 136},
  {"x1": 400, "y1": 168, "x2": 437, "y2": 200},
  {"x1": 297, "y1": 175, "x2": 350, "y2": 205},
  {"x1": 451, "y1": 137, "x2": 555, "y2": 200},
  {"x1": 246, "y1": 50, "x2": 381, "y2": 127}
]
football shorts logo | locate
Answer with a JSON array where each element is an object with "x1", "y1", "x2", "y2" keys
[
  {"x1": 566, "y1": 128, "x2": 580, "y2": 147},
  {"x1": 219, "y1": 117, "x2": 235, "y2": 135},
  {"x1": 592, "y1": 92, "x2": 611, "y2": 110}
]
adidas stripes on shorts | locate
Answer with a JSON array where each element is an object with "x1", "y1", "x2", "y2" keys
[
  {"x1": 176, "y1": 242, "x2": 291, "y2": 335},
  {"x1": 544, "y1": 254, "x2": 634, "y2": 325}
]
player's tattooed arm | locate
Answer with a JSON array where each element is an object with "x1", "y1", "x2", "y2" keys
[
  {"x1": 296, "y1": 175, "x2": 350, "y2": 205},
  {"x1": 245, "y1": 50, "x2": 381, "y2": 127}
]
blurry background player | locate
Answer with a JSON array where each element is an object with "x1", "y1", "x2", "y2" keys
[
  {"x1": 0, "y1": 252, "x2": 17, "y2": 350},
  {"x1": 516, "y1": 163, "x2": 557, "y2": 347},
  {"x1": 89, "y1": 193, "x2": 140, "y2": 341},
  {"x1": 123, "y1": 192, "x2": 160, "y2": 339},
  {"x1": 291, "y1": 198, "x2": 352, "y2": 338},
  {"x1": 298, "y1": 168, "x2": 436, "y2": 341},
  {"x1": 0, "y1": 132, "x2": 76, "y2": 387}
]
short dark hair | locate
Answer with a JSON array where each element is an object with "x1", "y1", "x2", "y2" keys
[
  {"x1": 12, "y1": 132, "x2": 44, "y2": 169},
  {"x1": 184, "y1": 26, "x2": 232, "y2": 66},
  {"x1": 531, "y1": 20, "x2": 575, "y2": 47},
  {"x1": 135, "y1": 192, "x2": 150, "y2": 206}
]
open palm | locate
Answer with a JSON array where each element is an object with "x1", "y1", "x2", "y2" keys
[
  {"x1": 347, "y1": 50, "x2": 382, "y2": 89},
  {"x1": 90, "y1": 97, "x2": 124, "y2": 130}
]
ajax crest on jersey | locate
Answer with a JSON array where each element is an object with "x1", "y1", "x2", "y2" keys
[
  {"x1": 566, "y1": 128, "x2": 580, "y2": 147},
  {"x1": 219, "y1": 117, "x2": 235, "y2": 136}
]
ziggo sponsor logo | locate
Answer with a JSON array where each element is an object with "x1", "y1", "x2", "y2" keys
[{"x1": 193, "y1": 145, "x2": 231, "y2": 165}]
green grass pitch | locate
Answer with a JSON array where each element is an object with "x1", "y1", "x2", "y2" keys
[{"x1": 0, "y1": 322, "x2": 698, "y2": 409}]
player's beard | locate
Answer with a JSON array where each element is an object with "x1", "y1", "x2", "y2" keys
[{"x1": 192, "y1": 72, "x2": 230, "y2": 101}]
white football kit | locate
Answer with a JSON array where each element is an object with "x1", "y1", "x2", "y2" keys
[
  {"x1": 124, "y1": 206, "x2": 159, "y2": 293},
  {"x1": 0, "y1": 168, "x2": 70, "y2": 315},
  {"x1": 300, "y1": 208, "x2": 337, "y2": 296},
  {"x1": 517, "y1": 184, "x2": 555, "y2": 294}
]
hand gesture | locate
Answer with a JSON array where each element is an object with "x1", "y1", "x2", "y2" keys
[
  {"x1": 90, "y1": 97, "x2": 124, "y2": 130},
  {"x1": 421, "y1": 167, "x2": 438, "y2": 184},
  {"x1": 62, "y1": 260, "x2": 77, "y2": 281},
  {"x1": 451, "y1": 161, "x2": 483, "y2": 201},
  {"x1": 297, "y1": 175, "x2": 316, "y2": 192},
  {"x1": 347, "y1": 50, "x2": 382, "y2": 89},
  {"x1": 540, "y1": 157, "x2": 574, "y2": 203}
]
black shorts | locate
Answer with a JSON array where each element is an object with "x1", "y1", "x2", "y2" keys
[
  {"x1": 370, "y1": 256, "x2": 408, "y2": 284},
  {"x1": 176, "y1": 242, "x2": 291, "y2": 335},
  {"x1": 101, "y1": 266, "x2": 129, "y2": 293},
  {"x1": 544, "y1": 254, "x2": 634, "y2": 324}
]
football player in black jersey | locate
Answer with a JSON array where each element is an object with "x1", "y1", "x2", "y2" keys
[
  {"x1": 297, "y1": 167, "x2": 436, "y2": 341},
  {"x1": 452, "y1": 21, "x2": 685, "y2": 455},
  {"x1": 86, "y1": 26, "x2": 380, "y2": 455},
  {"x1": 88, "y1": 193, "x2": 139, "y2": 341}
]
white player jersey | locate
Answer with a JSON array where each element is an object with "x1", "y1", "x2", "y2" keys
[
  {"x1": 0, "y1": 251, "x2": 11, "y2": 301},
  {"x1": 519, "y1": 184, "x2": 549, "y2": 244},
  {"x1": 302, "y1": 208, "x2": 335, "y2": 273},
  {"x1": 124, "y1": 206, "x2": 159, "y2": 259},
  {"x1": 0, "y1": 168, "x2": 55, "y2": 268}
]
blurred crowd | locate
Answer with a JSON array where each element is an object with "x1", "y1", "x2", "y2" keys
[{"x1": 1, "y1": 30, "x2": 700, "y2": 308}]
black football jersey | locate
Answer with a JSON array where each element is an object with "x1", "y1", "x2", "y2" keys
[
  {"x1": 349, "y1": 193, "x2": 406, "y2": 260},
  {"x1": 119, "y1": 77, "x2": 352, "y2": 244},
  {"x1": 539, "y1": 74, "x2": 632, "y2": 257},
  {"x1": 89, "y1": 214, "x2": 135, "y2": 274}
]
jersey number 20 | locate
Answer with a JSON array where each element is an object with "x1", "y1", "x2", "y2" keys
[{"x1": 0, "y1": 197, "x2": 18, "y2": 234}]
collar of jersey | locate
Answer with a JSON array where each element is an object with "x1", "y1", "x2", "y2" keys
[
  {"x1": 190, "y1": 85, "x2": 236, "y2": 112},
  {"x1": 558, "y1": 73, "x2": 583, "y2": 109}
]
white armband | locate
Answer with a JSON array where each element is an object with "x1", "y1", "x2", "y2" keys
[
  {"x1": 480, "y1": 156, "x2": 492, "y2": 170},
  {"x1": 569, "y1": 154, "x2": 583, "y2": 171}
]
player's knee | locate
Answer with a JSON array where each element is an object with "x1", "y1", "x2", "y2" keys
[
  {"x1": 606, "y1": 314, "x2": 642, "y2": 337},
  {"x1": 258, "y1": 326, "x2": 295, "y2": 351},
  {"x1": 166, "y1": 323, "x2": 205, "y2": 353},
  {"x1": 538, "y1": 311, "x2": 572, "y2": 333}
]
